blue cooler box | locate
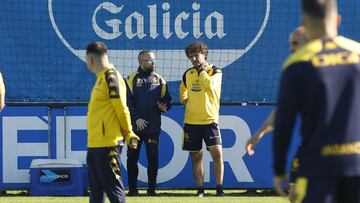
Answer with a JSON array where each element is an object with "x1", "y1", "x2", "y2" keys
[{"x1": 30, "y1": 159, "x2": 86, "y2": 196}]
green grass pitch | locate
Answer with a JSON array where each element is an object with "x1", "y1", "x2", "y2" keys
[{"x1": 0, "y1": 190, "x2": 289, "y2": 203}]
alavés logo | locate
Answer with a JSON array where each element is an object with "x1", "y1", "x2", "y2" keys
[{"x1": 48, "y1": 0, "x2": 270, "y2": 81}]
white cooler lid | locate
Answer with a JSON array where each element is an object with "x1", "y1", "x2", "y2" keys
[{"x1": 30, "y1": 159, "x2": 83, "y2": 168}]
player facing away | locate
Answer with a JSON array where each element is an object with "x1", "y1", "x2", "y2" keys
[
  {"x1": 180, "y1": 41, "x2": 224, "y2": 197},
  {"x1": 246, "y1": 26, "x2": 307, "y2": 156},
  {"x1": 85, "y1": 42, "x2": 139, "y2": 203},
  {"x1": 273, "y1": 0, "x2": 360, "y2": 202},
  {"x1": 245, "y1": 26, "x2": 307, "y2": 200},
  {"x1": 126, "y1": 50, "x2": 172, "y2": 196}
]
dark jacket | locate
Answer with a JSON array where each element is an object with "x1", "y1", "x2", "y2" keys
[
  {"x1": 126, "y1": 67, "x2": 172, "y2": 135},
  {"x1": 274, "y1": 36, "x2": 360, "y2": 177}
]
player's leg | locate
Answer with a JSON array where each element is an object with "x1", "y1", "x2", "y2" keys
[
  {"x1": 208, "y1": 146, "x2": 224, "y2": 190},
  {"x1": 126, "y1": 137, "x2": 143, "y2": 196},
  {"x1": 101, "y1": 146, "x2": 126, "y2": 203},
  {"x1": 87, "y1": 148, "x2": 106, "y2": 203},
  {"x1": 294, "y1": 176, "x2": 336, "y2": 203},
  {"x1": 191, "y1": 150, "x2": 204, "y2": 188},
  {"x1": 182, "y1": 123, "x2": 204, "y2": 196},
  {"x1": 144, "y1": 133, "x2": 160, "y2": 196},
  {"x1": 336, "y1": 176, "x2": 360, "y2": 203},
  {"x1": 204, "y1": 123, "x2": 224, "y2": 196}
]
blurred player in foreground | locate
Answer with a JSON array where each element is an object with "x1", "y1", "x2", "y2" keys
[
  {"x1": 85, "y1": 42, "x2": 139, "y2": 203},
  {"x1": 245, "y1": 26, "x2": 307, "y2": 200},
  {"x1": 180, "y1": 41, "x2": 224, "y2": 197},
  {"x1": 246, "y1": 26, "x2": 307, "y2": 156},
  {"x1": 273, "y1": 0, "x2": 360, "y2": 202}
]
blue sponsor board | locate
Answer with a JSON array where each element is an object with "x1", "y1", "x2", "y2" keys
[
  {"x1": 0, "y1": 105, "x2": 300, "y2": 189},
  {"x1": 0, "y1": 107, "x2": 50, "y2": 189}
]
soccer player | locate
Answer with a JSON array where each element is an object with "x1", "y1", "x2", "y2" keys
[
  {"x1": 85, "y1": 42, "x2": 139, "y2": 203},
  {"x1": 245, "y1": 26, "x2": 307, "y2": 200},
  {"x1": 273, "y1": 0, "x2": 360, "y2": 202},
  {"x1": 126, "y1": 50, "x2": 172, "y2": 196},
  {"x1": 0, "y1": 72, "x2": 5, "y2": 111},
  {"x1": 246, "y1": 26, "x2": 307, "y2": 156},
  {"x1": 180, "y1": 41, "x2": 224, "y2": 197}
]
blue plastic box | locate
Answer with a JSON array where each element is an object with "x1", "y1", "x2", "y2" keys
[{"x1": 30, "y1": 159, "x2": 86, "y2": 196}]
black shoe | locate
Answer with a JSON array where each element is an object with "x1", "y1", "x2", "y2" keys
[
  {"x1": 147, "y1": 189, "x2": 156, "y2": 196},
  {"x1": 128, "y1": 189, "x2": 139, "y2": 196},
  {"x1": 216, "y1": 189, "x2": 225, "y2": 197},
  {"x1": 216, "y1": 185, "x2": 225, "y2": 197},
  {"x1": 197, "y1": 188, "x2": 205, "y2": 197}
]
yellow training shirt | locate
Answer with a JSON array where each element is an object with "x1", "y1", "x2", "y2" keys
[
  {"x1": 87, "y1": 66, "x2": 135, "y2": 147},
  {"x1": 179, "y1": 64, "x2": 222, "y2": 124}
]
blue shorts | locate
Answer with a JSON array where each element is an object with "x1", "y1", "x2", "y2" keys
[{"x1": 182, "y1": 123, "x2": 222, "y2": 151}]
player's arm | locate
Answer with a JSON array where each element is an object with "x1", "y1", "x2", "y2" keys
[
  {"x1": 105, "y1": 70, "x2": 137, "y2": 144},
  {"x1": 0, "y1": 73, "x2": 5, "y2": 111},
  {"x1": 158, "y1": 77, "x2": 172, "y2": 112},
  {"x1": 179, "y1": 73, "x2": 188, "y2": 105},
  {"x1": 257, "y1": 108, "x2": 276, "y2": 138},
  {"x1": 198, "y1": 66, "x2": 222, "y2": 91},
  {"x1": 273, "y1": 64, "x2": 303, "y2": 196},
  {"x1": 246, "y1": 108, "x2": 276, "y2": 155}
]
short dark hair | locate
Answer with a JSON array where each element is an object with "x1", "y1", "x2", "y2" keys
[
  {"x1": 138, "y1": 50, "x2": 154, "y2": 62},
  {"x1": 86, "y1": 41, "x2": 108, "y2": 56},
  {"x1": 185, "y1": 41, "x2": 208, "y2": 59},
  {"x1": 302, "y1": 0, "x2": 337, "y2": 19}
]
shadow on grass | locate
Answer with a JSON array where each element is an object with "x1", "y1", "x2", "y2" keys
[
  {"x1": 0, "y1": 190, "x2": 279, "y2": 198},
  {"x1": 224, "y1": 190, "x2": 278, "y2": 197},
  {"x1": 130, "y1": 190, "x2": 279, "y2": 197}
]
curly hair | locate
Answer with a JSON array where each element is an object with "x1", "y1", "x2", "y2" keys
[{"x1": 185, "y1": 41, "x2": 208, "y2": 60}]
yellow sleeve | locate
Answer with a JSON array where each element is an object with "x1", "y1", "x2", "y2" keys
[
  {"x1": 179, "y1": 80, "x2": 188, "y2": 104},
  {"x1": 105, "y1": 70, "x2": 135, "y2": 144},
  {"x1": 198, "y1": 69, "x2": 222, "y2": 91}
]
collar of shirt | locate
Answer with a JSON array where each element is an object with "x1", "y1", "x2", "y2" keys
[
  {"x1": 193, "y1": 63, "x2": 213, "y2": 74},
  {"x1": 96, "y1": 64, "x2": 115, "y2": 77},
  {"x1": 137, "y1": 66, "x2": 154, "y2": 77}
]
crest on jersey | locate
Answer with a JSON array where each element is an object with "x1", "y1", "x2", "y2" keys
[
  {"x1": 136, "y1": 78, "x2": 144, "y2": 87},
  {"x1": 190, "y1": 79, "x2": 202, "y2": 92}
]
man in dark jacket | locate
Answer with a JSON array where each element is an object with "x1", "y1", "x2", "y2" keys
[{"x1": 126, "y1": 50, "x2": 172, "y2": 196}]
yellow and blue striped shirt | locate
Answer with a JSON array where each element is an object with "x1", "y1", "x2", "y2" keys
[{"x1": 87, "y1": 66, "x2": 136, "y2": 148}]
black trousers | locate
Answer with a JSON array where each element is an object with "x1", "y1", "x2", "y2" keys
[
  {"x1": 127, "y1": 133, "x2": 159, "y2": 190},
  {"x1": 87, "y1": 146, "x2": 125, "y2": 203}
]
